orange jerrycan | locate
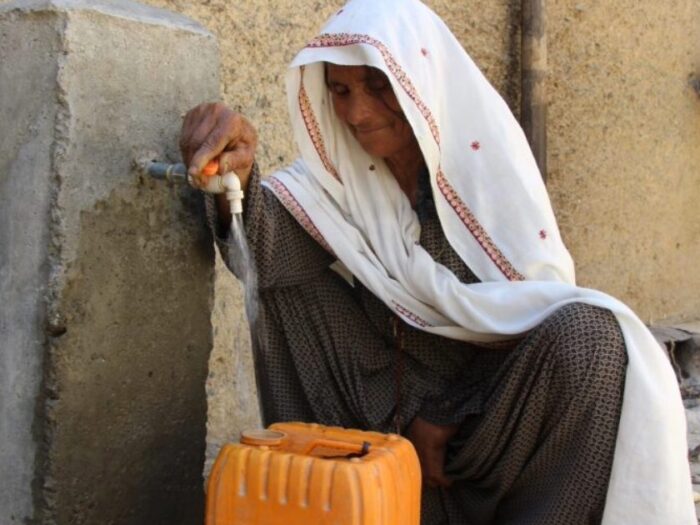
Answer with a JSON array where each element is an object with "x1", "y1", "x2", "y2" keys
[{"x1": 206, "y1": 422, "x2": 421, "y2": 524}]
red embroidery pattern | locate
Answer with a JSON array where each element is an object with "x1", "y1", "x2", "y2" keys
[
  {"x1": 436, "y1": 170, "x2": 525, "y2": 281},
  {"x1": 421, "y1": 48, "x2": 429, "y2": 57},
  {"x1": 307, "y1": 33, "x2": 441, "y2": 146},
  {"x1": 539, "y1": 229, "x2": 547, "y2": 240},
  {"x1": 391, "y1": 300, "x2": 433, "y2": 328},
  {"x1": 266, "y1": 177, "x2": 335, "y2": 255},
  {"x1": 299, "y1": 66, "x2": 341, "y2": 182},
  {"x1": 471, "y1": 141, "x2": 481, "y2": 151}
]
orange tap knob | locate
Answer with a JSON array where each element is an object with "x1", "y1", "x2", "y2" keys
[{"x1": 202, "y1": 159, "x2": 220, "y2": 177}]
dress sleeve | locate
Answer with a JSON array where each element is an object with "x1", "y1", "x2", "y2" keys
[{"x1": 205, "y1": 163, "x2": 335, "y2": 289}]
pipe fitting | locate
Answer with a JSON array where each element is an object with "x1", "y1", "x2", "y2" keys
[
  {"x1": 197, "y1": 171, "x2": 244, "y2": 214},
  {"x1": 222, "y1": 172, "x2": 244, "y2": 215},
  {"x1": 142, "y1": 160, "x2": 244, "y2": 215},
  {"x1": 200, "y1": 173, "x2": 226, "y2": 194}
]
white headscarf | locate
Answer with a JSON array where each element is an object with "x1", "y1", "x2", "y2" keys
[{"x1": 262, "y1": 0, "x2": 695, "y2": 522}]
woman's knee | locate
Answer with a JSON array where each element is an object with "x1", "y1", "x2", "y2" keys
[{"x1": 538, "y1": 302, "x2": 627, "y2": 389}]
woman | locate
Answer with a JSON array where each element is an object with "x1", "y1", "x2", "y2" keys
[{"x1": 179, "y1": 0, "x2": 694, "y2": 523}]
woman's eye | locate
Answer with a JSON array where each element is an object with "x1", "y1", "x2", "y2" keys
[
  {"x1": 329, "y1": 84, "x2": 349, "y2": 96},
  {"x1": 367, "y1": 77, "x2": 389, "y2": 92}
]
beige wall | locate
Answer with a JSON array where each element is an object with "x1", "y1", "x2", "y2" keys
[{"x1": 547, "y1": 0, "x2": 700, "y2": 323}]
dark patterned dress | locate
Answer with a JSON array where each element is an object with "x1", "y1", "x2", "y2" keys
[{"x1": 207, "y1": 165, "x2": 627, "y2": 525}]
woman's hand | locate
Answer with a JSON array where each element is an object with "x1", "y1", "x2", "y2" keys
[
  {"x1": 179, "y1": 102, "x2": 258, "y2": 191},
  {"x1": 405, "y1": 416, "x2": 459, "y2": 488}
]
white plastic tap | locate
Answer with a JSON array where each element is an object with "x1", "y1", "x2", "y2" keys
[{"x1": 192, "y1": 161, "x2": 244, "y2": 215}]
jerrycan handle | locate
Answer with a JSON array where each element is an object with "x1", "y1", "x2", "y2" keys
[{"x1": 305, "y1": 439, "x2": 371, "y2": 460}]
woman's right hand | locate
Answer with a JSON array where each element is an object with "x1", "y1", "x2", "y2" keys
[
  {"x1": 179, "y1": 102, "x2": 258, "y2": 190},
  {"x1": 406, "y1": 416, "x2": 458, "y2": 489}
]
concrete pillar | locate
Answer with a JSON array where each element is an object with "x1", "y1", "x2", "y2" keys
[{"x1": 0, "y1": 1, "x2": 219, "y2": 523}]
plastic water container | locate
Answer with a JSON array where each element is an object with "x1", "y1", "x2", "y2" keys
[{"x1": 205, "y1": 422, "x2": 421, "y2": 524}]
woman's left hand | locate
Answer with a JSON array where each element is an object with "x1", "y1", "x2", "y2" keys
[{"x1": 405, "y1": 416, "x2": 459, "y2": 488}]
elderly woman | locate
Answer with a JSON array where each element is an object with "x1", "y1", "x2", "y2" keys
[{"x1": 179, "y1": 0, "x2": 694, "y2": 523}]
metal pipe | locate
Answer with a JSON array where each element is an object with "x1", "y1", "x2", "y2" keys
[
  {"x1": 140, "y1": 161, "x2": 188, "y2": 183},
  {"x1": 139, "y1": 159, "x2": 244, "y2": 215},
  {"x1": 521, "y1": 0, "x2": 548, "y2": 181}
]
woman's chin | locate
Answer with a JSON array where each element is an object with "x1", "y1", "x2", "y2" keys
[
  {"x1": 353, "y1": 128, "x2": 415, "y2": 161},
  {"x1": 355, "y1": 139, "x2": 395, "y2": 159}
]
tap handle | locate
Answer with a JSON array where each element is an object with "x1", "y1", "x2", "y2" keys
[{"x1": 202, "y1": 159, "x2": 220, "y2": 177}]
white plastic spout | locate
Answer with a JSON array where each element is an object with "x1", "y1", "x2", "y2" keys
[
  {"x1": 197, "y1": 171, "x2": 244, "y2": 215},
  {"x1": 222, "y1": 172, "x2": 244, "y2": 215}
]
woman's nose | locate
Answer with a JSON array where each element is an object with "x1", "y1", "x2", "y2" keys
[{"x1": 345, "y1": 93, "x2": 373, "y2": 127}]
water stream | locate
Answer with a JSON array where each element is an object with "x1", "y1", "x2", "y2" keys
[
  {"x1": 227, "y1": 214, "x2": 259, "y2": 328},
  {"x1": 226, "y1": 213, "x2": 265, "y2": 423}
]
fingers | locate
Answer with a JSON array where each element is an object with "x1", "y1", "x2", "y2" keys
[
  {"x1": 178, "y1": 103, "x2": 258, "y2": 189},
  {"x1": 411, "y1": 431, "x2": 452, "y2": 488},
  {"x1": 406, "y1": 416, "x2": 457, "y2": 489},
  {"x1": 179, "y1": 103, "x2": 216, "y2": 166},
  {"x1": 188, "y1": 110, "x2": 238, "y2": 177},
  {"x1": 218, "y1": 140, "x2": 256, "y2": 191},
  {"x1": 421, "y1": 445, "x2": 453, "y2": 489}
]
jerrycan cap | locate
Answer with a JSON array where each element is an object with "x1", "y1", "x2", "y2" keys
[{"x1": 240, "y1": 429, "x2": 287, "y2": 447}]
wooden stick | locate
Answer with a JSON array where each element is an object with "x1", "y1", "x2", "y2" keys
[{"x1": 521, "y1": 0, "x2": 548, "y2": 181}]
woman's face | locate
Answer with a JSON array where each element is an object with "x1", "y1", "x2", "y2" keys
[{"x1": 326, "y1": 64, "x2": 416, "y2": 160}]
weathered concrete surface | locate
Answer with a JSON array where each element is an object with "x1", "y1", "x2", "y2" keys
[
  {"x1": 0, "y1": 9, "x2": 61, "y2": 523},
  {"x1": 132, "y1": 0, "x2": 700, "y2": 473},
  {"x1": 0, "y1": 1, "x2": 218, "y2": 523}
]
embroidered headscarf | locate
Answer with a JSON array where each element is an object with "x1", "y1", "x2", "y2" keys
[{"x1": 263, "y1": 0, "x2": 695, "y2": 522}]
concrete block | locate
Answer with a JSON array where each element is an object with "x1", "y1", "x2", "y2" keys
[{"x1": 0, "y1": 1, "x2": 219, "y2": 523}]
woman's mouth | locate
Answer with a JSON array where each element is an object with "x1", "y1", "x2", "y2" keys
[{"x1": 354, "y1": 125, "x2": 388, "y2": 135}]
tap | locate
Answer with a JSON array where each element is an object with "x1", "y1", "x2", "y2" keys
[{"x1": 140, "y1": 159, "x2": 244, "y2": 215}]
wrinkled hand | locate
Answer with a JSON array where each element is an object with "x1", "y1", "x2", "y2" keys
[
  {"x1": 406, "y1": 416, "x2": 459, "y2": 488},
  {"x1": 179, "y1": 102, "x2": 258, "y2": 190}
]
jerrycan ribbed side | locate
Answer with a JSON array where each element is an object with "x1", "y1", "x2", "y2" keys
[{"x1": 206, "y1": 422, "x2": 421, "y2": 525}]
